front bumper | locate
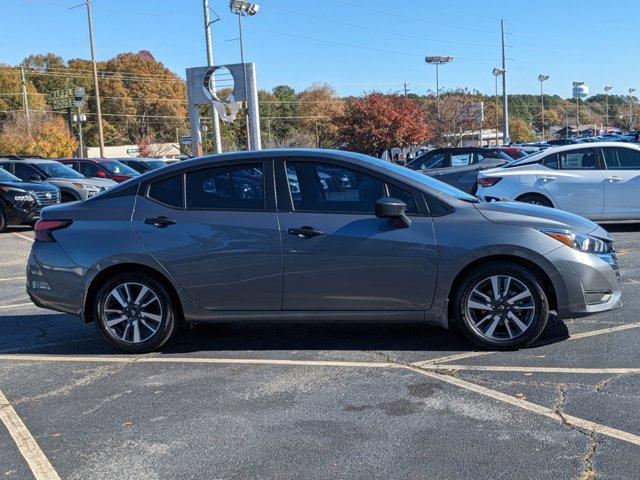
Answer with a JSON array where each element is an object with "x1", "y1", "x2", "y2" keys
[
  {"x1": 548, "y1": 247, "x2": 622, "y2": 318},
  {"x1": 27, "y1": 241, "x2": 90, "y2": 317}
]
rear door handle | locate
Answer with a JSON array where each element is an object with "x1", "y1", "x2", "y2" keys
[
  {"x1": 288, "y1": 226, "x2": 323, "y2": 239},
  {"x1": 144, "y1": 216, "x2": 177, "y2": 228},
  {"x1": 606, "y1": 176, "x2": 623, "y2": 183}
]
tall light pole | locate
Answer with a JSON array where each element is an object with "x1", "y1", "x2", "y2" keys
[
  {"x1": 629, "y1": 88, "x2": 636, "y2": 132},
  {"x1": 538, "y1": 75, "x2": 549, "y2": 140},
  {"x1": 604, "y1": 86, "x2": 612, "y2": 132},
  {"x1": 425, "y1": 55, "x2": 453, "y2": 144},
  {"x1": 229, "y1": 0, "x2": 260, "y2": 150},
  {"x1": 72, "y1": 1, "x2": 105, "y2": 157},
  {"x1": 203, "y1": 0, "x2": 222, "y2": 153},
  {"x1": 500, "y1": 20, "x2": 509, "y2": 144},
  {"x1": 572, "y1": 81, "x2": 586, "y2": 138},
  {"x1": 492, "y1": 68, "x2": 505, "y2": 145}
]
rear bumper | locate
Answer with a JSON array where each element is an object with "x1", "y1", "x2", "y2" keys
[
  {"x1": 549, "y1": 248, "x2": 622, "y2": 318},
  {"x1": 26, "y1": 241, "x2": 89, "y2": 317}
]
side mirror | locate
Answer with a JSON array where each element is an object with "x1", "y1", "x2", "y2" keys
[
  {"x1": 96, "y1": 169, "x2": 107, "y2": 178},
  {"x1": 375, "y1": 197, "x2": 411, "y2": 228},
  {"x1": 30, "y1": 174, "x2": 43, "y2": 181}
]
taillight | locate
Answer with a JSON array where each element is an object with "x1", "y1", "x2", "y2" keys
[
  {"x1": 478, "y1": 177, "x2": 502, "y2": 188},
  {"x1": 34, "y1": 220, "x2": 72, "y2": 242}
]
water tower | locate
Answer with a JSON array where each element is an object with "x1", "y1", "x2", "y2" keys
[{"x1": 572, "y1": 82, "x2": 589, "y2": 136}]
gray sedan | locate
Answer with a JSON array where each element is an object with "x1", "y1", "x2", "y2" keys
[{"x1": 27, "y1": 149, "x2": 621, "y2": 353}]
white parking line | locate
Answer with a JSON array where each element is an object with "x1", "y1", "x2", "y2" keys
[
  {"x1": 404, "y1": 365, "x2": 640, "y2": 446},
  {"x1": 0, "y1": 277, "x2": 26, "y2": 282},
  {"x1": 424, "y1": 364, "x2": 640, "y2": 375},
  {"x1": 0, "y1": 390, "x2": 61, "y2": 480},
  {"x1": 413, "y1": 321, "x2": 640, "y2": 367},
  {"x1": 0, "y1": 302, "x2": 34, "y2": 310},
  {"x1": 11, "y1": 232, "x2": 34, "y2": 243},
  {"x1": 0, "y1": 353, "x2": 397, "y2": 369}
]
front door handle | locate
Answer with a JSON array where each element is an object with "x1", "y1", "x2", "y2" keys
[
  {"x1": 539, "y1": 176, "x2": 557, "y2": 182},
  {"x1": 144, "y1": 216, "x2": 177, "y2": 228},
  {"x1": 288, "y1": 226, "x2": 323, "y2": 239},
  {"x1": 606, "y1": 176, "x2": 623, "y2": 183}
]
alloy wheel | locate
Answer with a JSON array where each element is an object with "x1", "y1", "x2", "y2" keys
[
  {"x1": 101, "y1": 282, "x2": 163, "y2": 344},
  {"x1": 465, "y1": 275, "x2": 536, "y2": 341}
]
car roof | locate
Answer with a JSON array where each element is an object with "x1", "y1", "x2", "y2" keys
[
  {"x1": 510, "y1": 142, "x2": 640, "y2": 166},
  {"x1": 0, "y1": 157, "x2": 59, "y2": 164}
]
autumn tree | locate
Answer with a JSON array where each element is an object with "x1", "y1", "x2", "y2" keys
[
  {"x1": 0, "y1": 113, "x2": 77, "y2": 158},
  {"x1": 509, "y1": 117, "x2": 535, "y2": 143},
  {"x1": 0, "y1": 65, "x2": 46, "y2": 122},
  {"x1": 298, "y1": 83, "x2": 343, "y2": 148},
  {"x1": 336, "y1": 93, "x2": 432, "y2": 156}
]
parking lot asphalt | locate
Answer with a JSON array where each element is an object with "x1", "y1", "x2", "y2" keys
[{"x1": 1, "y1": 225, "x2": 640, "y2": 479}]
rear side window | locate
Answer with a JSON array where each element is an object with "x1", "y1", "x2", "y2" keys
[
  {"x1": 148, "y1": 175, "x2": 183, "y2": 208},
  {"x1": 186, "y1": 164, "x2": 264, "y2": 210},
  {"x1": 603, "y1": 148, "x2": 640, "y2": 169},
  {"x1": 558, "y1": 149, "x2": 599, "y2": 170}
]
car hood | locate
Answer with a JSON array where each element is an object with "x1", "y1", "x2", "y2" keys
[
  {"x1": 0, "y1": 180, "x2": 58, "y2": 192},
  {"x1": 474, "y1": 200, "x2": 612, "y2": 240},
  {"x1": 48, "y1": 177, "x2": 116, "y2": 188}
]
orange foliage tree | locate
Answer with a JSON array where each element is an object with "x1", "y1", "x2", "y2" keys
[{"x1": 0, "y1": 113, "x2": 77, "y2": 158}]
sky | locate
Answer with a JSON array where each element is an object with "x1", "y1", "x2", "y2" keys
[{"x1": 3, "y1": 0, "x2": 640, "y2": 98}]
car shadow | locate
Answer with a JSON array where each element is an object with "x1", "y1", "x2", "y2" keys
[
  {"x1": 0, "y1": 312, "x2": 569, "y2": 356},
  {"x1": 600, "y1": 223, "x2": 640, "y2": 233}
]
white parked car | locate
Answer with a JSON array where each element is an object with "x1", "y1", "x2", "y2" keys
[{"x1": 476, "y1": 142, "x2": 640, "y2": 221}]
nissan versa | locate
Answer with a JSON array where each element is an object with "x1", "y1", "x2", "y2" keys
[{"x1": 27, "y1": 149, "x2": 621, "y2": 353}]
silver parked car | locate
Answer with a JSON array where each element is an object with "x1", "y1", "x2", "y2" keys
[
  {"x1": 27, "y1": 149, "x2": 621, "y2": 353},
  {"x1": 0, "y1": 158, "x2": 116, "y2": 202}
]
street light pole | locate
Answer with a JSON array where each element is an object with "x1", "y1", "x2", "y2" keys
[
  {"x1": 203, "y1": 0, "x2": 222, "y2": 154},
  {"x1": 604, "y1": 86, "x2": 612, "y2": 132},
  {"x1": 500, "y1": 20, "x2": 509, "y2": 144},
  {"x1": 84, "y1": 0, "x2": 105, "y2": 157},
  {"x1": 538, "y1": 75, "x2": 549, "y2": 140},
  {"x1": 425, "y1": 56, "x2": 453, "y2": 145},
  {"x1": 492, "y1": 68, "x2": 505, "y2": 145},
  {"x1": 629, "y1": 88, "x2": 636, "y2": 131}
]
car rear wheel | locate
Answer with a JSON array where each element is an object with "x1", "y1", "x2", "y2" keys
[
  {"x1": 95, "y1": 273, "x2": 177, "y2": 353},
  {"x1": 517, "y1": 193, "x2": 553, "y2": 208},
  {"x1": 0, "y1": 208, "x2": 6, "y2": 232},
  {"x1": 454, "y1": 263, "x2": 549, "y2": 350}
]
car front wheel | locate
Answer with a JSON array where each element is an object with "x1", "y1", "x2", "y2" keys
[
  {"x1": 95, "y1": 273, "x2": 177, "y2": 353},
  {"x1": 454, "y1": 263, "x2": 549, "y2": 350}
]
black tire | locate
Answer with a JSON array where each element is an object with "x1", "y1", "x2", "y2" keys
[
  {"x1": 453, "y1": 262, "x2": 549, "y2": 350},
  {"x1": 517, "y1": 193, "x2": 553, "y2": 208},
  {"x1": 0, "y1": 208, "x2": 6, "y2": 232},
  {"x1": 95, "y1": 273, "x2": 177, "y2": 353}
]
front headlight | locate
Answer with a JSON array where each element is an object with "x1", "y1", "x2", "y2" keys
[{"x1": 540, "y1": 228, "x2": 611, "y2": 254}]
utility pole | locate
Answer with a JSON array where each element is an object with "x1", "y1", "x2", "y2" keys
[
  {"x1": 629, "y1": 88, "x2": 636, "y2": 131},
  {"x1": 500, "y1": 20, "x2": 509, "y2": 144},
  {"x1": 203, "y1": 0, "x2": 222, "y2": 154},
  {"x1": 20, "y1": 66, "x2": 31, "y2": 135},
  {"x1": 81, "y1": 0, "x2": 105, "y2": 157},
  {"x1": 403, "y1": 82, "x2": 409, "y2": 97}
]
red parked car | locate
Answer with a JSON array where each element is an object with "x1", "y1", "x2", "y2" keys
[{"x1": 58, "y1": 158, "x2": 141, "y2": 183}]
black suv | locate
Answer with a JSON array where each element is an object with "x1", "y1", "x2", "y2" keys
[
  {"x1": 405, "y1": 147, "x2": 513, "y2": 194},
  {"x1": 0, "y1": 165, "x2": 60, "y2": 231}
]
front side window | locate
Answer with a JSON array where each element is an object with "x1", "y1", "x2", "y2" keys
[
  {"x1": 80, "y1": 162, "x2": 103, "y2": 178},
  {"x1": 37, "y1": 162, "x2": 84, "y2": 179},
  {"x1": 541, "y1": 154, "x2": 559, "y2": 169},
  {"x1": 603, "y1": 148, "x2": 640, "y2": 169},
  {"x1": 558, "y1": 149, "x2": 599, "y2": 170},
  {"x1": 148, "y1": 175, "x2": 183, "y2": 208},
  {"x1": 186, "y1": 164, "x2": 264, "y2": 210},
  {"x1": 14, "y1": 163, "x2": 40, "y2": 180},
  {"x1": 287, "y1": 161, "x2": 417, "y2": 214}
]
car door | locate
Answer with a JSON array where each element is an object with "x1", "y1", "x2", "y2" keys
[
  {"x1": 132, "y1": 160, "x2": 282, "y2": 311},
  {"x1": 276, "y1": 156, "x2": 437, "y2": 311},
  {"x1": 601, "y1": 147, "x2": 640, "y2": 218},
  {"x1": 538, "y1": 147, "x2": 605, "y2": 216}
]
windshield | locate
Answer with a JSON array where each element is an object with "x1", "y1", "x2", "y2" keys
[
  {"x1": 101, "y1": 161, "x2": 140, "y2": 176},
  {"x1": 36, "y1": 162, "x2": 85, "y2": 179},
  {"x1": 0, "y1": 167, "x2": 21, "y2": 182},
  {"x1": 351, "y1": 152, "x2": 479, "y2": 202},
  {"x1": 144, "y1": 160, "x2": 168, "y2": 170}
]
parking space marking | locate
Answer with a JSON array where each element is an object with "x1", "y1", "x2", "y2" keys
[
  {"x1": 0, "y1": 353, "x2": 397, "y2": 369},
  {"x1": 424, "y1": 364, "x2": 640, "y2": 375},
  {"x1": 569, "y1": 321, "x2": 640, "y2": 340},
  {"x1": 412, "y1": 351, "x2": 494, "y2": 367},
  {"x1": 11, "y1": 232, "x2": 34, "y2": 243},
  {"x1": 0, "y1": 302, "x2": 34, "y2": 310},
  {"x1": 0, "y1": 277, "x2": 26, "y2": 282},
  {"x1": 404, "y1": 366, "x2": 640, "y2": 447},
  {"x1": 0, "y1": 390, "x2": 61, "y2": 480}
]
